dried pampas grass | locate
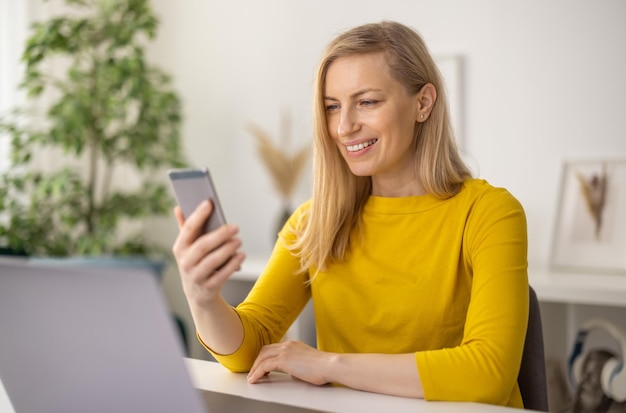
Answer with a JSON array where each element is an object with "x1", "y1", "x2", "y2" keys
[
  {"x1": 576, "y1": 164, "x2": 607, "y2": 240},
  {"x1": 247, "y1": 111, "x2": 310, "y2": 202}
]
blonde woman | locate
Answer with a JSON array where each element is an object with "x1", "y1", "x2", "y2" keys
[{"x1": 173, "y1": 21, "x2": 529, "y2": 408}]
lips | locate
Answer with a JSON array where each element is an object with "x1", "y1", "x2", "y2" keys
[{"x1": 345, "y1": 138, "x2": 378, "y2": 152}]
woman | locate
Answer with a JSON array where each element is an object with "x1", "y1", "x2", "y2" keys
[{"x1": 172, "y1": 21, "x2": 529, "y2": 407}]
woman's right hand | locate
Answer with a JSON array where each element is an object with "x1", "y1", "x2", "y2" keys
[{"x1": 172, "y1": 200, "x2": 246, "y2": 307}]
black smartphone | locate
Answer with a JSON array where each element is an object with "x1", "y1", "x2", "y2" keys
[{"x1": 168, "y1": 167, "x2": 227, "y2": 234}]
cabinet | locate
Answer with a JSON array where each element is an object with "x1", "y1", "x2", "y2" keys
[
  {"x1": 529, "y1": 266, "x2": 626, "y2": 358},
  {"x1": 528, "y1": 266, "x2": 626, "y2": 411}
]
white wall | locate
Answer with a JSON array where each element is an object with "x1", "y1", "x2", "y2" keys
[
  {"x1": 146, "y1": 0, "x2": 626, "y2": 263},
  {"x1": 142, "y1": 0, "x2": 626, "y2": 362}
]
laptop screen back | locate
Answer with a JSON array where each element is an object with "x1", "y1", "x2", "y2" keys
[{"x1": 0, "y1": 258, "x2": 207, "y2": 413}]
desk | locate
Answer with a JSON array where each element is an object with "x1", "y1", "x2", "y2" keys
[
  {"x1": 0, "y1": 359, "x2": 540, "y2": 413},
  {"x1": 185, "y1": 358, "x2": 539, "y2": 413}
]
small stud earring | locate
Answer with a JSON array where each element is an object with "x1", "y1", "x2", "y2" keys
[{"x1": 420, "y1": 114, "x2": 424, "y2": 119}]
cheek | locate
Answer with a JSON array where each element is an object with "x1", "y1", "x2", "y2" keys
[{"x1": 326, "y1": 116, "x2": 338, "y2": 139}]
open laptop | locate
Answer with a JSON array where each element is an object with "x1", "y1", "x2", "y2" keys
[{"x1": 0, "y1": 257, "x2": 208, "y2": 413}]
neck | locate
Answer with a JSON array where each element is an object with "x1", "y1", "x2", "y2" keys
[{"x1": 371, "y1": 176, "x2": 426, "y2": 197}]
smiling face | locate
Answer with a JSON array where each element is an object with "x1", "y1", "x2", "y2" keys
[{"x1": 324, "y1": 52, "x2": 434, "y2": 196}]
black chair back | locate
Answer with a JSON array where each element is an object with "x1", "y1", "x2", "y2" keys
[{"x1": 518, "y1": 286, "x2": 549, "y2": 411}]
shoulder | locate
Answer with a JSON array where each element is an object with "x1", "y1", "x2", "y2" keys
[
  {"x1": 290, "y1": 199, "x2": 312, "y2": 222},
  {"x1": 459, "y1": 179, "x2": 525, "y2": 215},
  {"x1": 279, "y1": 200, "x2": 312, "y2": 237},
  {"x1": 457, "y1": 179, "x2": 527, "y2": 238}
]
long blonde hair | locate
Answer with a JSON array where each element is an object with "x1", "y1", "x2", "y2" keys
[{"x1": 285, "y1": 21, "x2": 471, "y2": 273}]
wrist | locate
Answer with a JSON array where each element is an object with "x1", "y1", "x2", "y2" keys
[{"x1": 325, "y1": 352, "x2": 343, "y2": 384}]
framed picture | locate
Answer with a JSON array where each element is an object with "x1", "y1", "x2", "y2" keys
[
  {"x1": 551, "y1": 158, "x2": 626, "y2": 273},
  {"x1": 435, "y1": 55, "x2": 463, "y2": 148}
]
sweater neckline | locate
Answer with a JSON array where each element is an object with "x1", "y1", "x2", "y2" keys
[{"x1": 363, "y1": 192, "x2": 448, "y2": 214}]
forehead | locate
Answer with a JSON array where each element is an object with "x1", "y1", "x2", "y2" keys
[{"x1": 324, "y1": 52, "x2": 397, "y2": 94}]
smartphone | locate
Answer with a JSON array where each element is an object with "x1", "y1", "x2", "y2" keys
[{"x1": 168, "y1": 167, "x2": 227, "y2": 234}]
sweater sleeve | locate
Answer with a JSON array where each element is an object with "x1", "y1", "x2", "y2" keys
[
  {"x1": 416, "y1": 188, "x2": 529, "y2": 406},
  {"x1": 200, "y1": 205, "x2": 312, "y2": 372}
]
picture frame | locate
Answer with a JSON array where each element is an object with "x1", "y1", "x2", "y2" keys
[
  {"x1": 550, "y1": 158, "x2": 626, "y2": 274},
  {"x1": 435, "y1": 55, "x2": 464, "y2": 148}
]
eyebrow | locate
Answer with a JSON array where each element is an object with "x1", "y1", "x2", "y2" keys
[{"x1": 324, "y1": 88, "x2": 383, "y2": 101}]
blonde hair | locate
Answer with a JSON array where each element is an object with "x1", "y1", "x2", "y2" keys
[{"x1": 284, "y1": 21, "x2": 471, "y2": 273}]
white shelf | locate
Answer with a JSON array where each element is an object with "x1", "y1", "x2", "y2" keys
[
  {"x1": 230, "y1": 256, "x2": 267, "y2": 282},
  {"x1": 529, "y1": 267, "x2": 626, "y2": 308}
]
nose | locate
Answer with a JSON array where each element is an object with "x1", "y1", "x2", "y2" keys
[{"x1": 336, "y1": 107, "x2": 359, "y2": 138}]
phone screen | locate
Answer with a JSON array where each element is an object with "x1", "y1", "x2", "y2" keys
[{"x1": 168, "y1": 167, "x2": 227, "y2": 234}]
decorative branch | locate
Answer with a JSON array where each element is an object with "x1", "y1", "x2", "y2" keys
[
  {"x1": 247, "y1": 111, "x2": 310, "y2": 205},
  {"x1": 576, "y1": 164, "x2": 607, "y2": 240}
]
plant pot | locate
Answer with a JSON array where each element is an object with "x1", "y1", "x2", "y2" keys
[{"x1": 30, "y1": 255, "x2": 167, "y2": 282}]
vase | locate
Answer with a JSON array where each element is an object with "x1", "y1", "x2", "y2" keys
[{"x1": 273, "y1": 206, "x2": 292, "y2": 241}]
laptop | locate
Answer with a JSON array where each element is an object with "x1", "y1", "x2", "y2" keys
[{"x1": 0, "y1": 257, "x2": 208, "y2": 413}]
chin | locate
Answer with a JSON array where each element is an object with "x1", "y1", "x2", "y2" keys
[
  {"x1": 347, "y1": 168, "x2": 373, "y2": 178},
  {"x1": 343, "y1": 161, "x2": 374, "y2": 177}
]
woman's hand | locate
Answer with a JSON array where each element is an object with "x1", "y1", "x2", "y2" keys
[
  {"x1": 248, "y1": 341, "x2": 424, "y2": 398},
  {"x1": 172, "y1": 200, "x2": 245, "y2": 307},
  {"x1": 247, "y1": 340, "x2": 335, "y2": 386}
]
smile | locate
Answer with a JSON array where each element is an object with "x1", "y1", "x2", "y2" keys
[{"x1": 346, "y1": 139, "x2": 378, "y2": 152}]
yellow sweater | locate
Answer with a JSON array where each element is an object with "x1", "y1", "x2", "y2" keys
[{"x1": 204, "y1": 179, "x2": 529, "y2": 407}]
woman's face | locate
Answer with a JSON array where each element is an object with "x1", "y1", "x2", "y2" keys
[{"x1": 324, "y1": 52, "x2": 430, "y2": 196}]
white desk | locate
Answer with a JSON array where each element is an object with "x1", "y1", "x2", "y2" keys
[
  {"x1": 185, "y1": 358, "x2": 539, "y2": 413},
  {"x1": 0, "y1": 359, "x2": 540, "y2": 413}
]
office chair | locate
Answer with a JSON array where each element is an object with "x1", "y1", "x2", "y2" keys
[{"x1": 517, "y1": 286, "x2": 549, "y2": 411}]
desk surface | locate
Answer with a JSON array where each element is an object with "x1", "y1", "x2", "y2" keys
[
  {"x1": 185, "y1": 358, "x2": 537, "y2": 413},
  {"x1": 0, "y1": 358, "x2": 539, "y2": 413}
]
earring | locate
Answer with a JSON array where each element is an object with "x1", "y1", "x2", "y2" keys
[{"x1": 420, "y1": 114, "x2": 424, "y2": 119}]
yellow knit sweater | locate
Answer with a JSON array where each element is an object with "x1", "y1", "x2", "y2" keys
[{"x1": 204, "y1": 179, "x2": 529, "y2": 407}]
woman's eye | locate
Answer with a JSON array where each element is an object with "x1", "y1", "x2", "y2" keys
[
  {"x1": 325, "y1": 103, "x2": 339, "y2": 112},
  {"x1": 360, "y1": 99, "x2": 378, "y2": 107}
]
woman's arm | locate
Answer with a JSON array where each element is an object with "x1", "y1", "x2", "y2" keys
[{"x1": 247, "y1": 341, "x2": 424, "y2": 398}]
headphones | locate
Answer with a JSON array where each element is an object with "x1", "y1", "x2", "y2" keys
[{"x1": 568, "y1": 318, "x2": 626, "y2": 402}]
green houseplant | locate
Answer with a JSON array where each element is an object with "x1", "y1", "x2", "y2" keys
[{"x1": 0, "y1": 0, "x2": 186, "y2": 261}]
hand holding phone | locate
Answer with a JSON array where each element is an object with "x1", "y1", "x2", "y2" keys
[{"x1": 168, "y1": 167, "x2": 227, "y2": 234}]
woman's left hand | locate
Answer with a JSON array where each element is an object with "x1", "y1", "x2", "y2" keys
[{"x1": 247, "y1": 340, "x2": 335, "y2": 386}]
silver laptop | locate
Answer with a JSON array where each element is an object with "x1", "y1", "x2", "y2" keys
[{"x1": 0, "y1": 258, "x2": 208, "y2": 413}]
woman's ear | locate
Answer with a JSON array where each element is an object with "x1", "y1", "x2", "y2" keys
[{"x1": 416, "y1": 83, "x2": 437, "y2": 122}]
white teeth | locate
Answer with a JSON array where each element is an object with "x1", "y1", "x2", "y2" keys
[{"x1": 346, "y1": 139, "x2": 377, "y2": 152}]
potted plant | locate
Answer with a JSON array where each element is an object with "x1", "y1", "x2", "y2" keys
[{"x1": 0, "y1": 0, "x2": 186, "y2": 273}]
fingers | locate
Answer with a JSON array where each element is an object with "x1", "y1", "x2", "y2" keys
[
  {"x1": 176, "y1": 224, "x2": 241, "y2": 277},
  {"x1": 193, "y1": 235, "x2": 243, "y2": 282},
  {"x1": 247, "y1": 341, "x2": 310, "y2": 384},
  {"x1": 201, "y1": 251, "x2": 246, "y2": 289},
  {"x1": 247, "y1": 341, "x2": 331, "y2": 386},
  {"x1": 172, "y1": 200, "x2": 245, "y2": 303},
  {"x1": 174, "y1": 200, "x2": 212, "y2": 247},
  {"x1": 247, "y1": 343, "x2": 281, "y2": 383},
  {"x1": 174, "y1": 206, "x2": 184, "y2": 228},
  {"x1": 172, "y1": 200, "x2": 226, "y2": 267}
]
